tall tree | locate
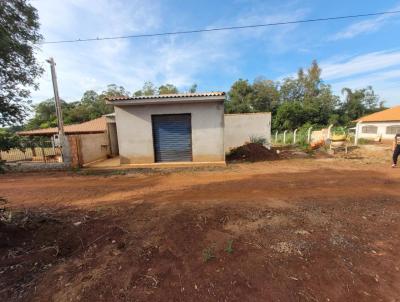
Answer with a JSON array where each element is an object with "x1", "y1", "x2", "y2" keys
[
  {"x1": 225, "y1": 79, "x2": 254, "y2": 113},
  {"x1": 188, "y1": 84, "x2": 197, "y2": 93},
  {"x1": 0, "y1": 0, "x2": 43, "y2": 126},
  {"x1": 134, "y1": 81, "x2": 156, "y2": 96},
  {"x1": 158, "y1": 84, "x2": 178, "y2": 95},
  {"x1": 339, "y1": 86, "x2": 383, "y2": 124},
  {"x1": 251, "y1": 77, "x2": 280, "y2": 113}
]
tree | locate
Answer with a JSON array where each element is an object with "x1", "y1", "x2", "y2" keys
[
  {"x1": 276, "y1": 60, "x2": 338, "y2": 128},
  {"x1": 134, "y1": 81, "x2": 156, "y2": 96},
  {"x1": 225, "y1": 79, "x2": 254, "y2": 113},
  {"x1": 25, "y1": 84, "x2": 128, "y2": 129},
  {"x1": 188, "y1": 84, "x2": 197, "y2": 93},
  {"x1": 251, "y1": 77, "x2": 280, "y2": 113},
  {"x1": 0, "y1": 0, "x2": 43, "y2": 126},
  {"x1": 339, "y1": 86, "x2": 384, "y2": 125},
  {"x1": 158, "y1": 84, "x2": 178, "y2": 95},
  {"x1": 273, "y1": 101, "x2": 306, "y2": 130}
]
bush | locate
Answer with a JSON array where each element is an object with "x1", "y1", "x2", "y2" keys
[{"x1": 249, "y1": 135, "x2": 267, "y2": 145}]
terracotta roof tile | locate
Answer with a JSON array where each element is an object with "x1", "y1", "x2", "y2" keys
[
  {"x1": 107, "y1": 91, "x2": 225, "y2": 102},
  {"x1": 18, "y1": 117, "x2": 107, "y2": 136},
  {"x1": 357, "y1": 106, "x2": 400, "y2": 122}
]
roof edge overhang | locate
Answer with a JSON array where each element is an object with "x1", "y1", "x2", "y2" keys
[
  {"x1": 356, "y1": 119, "x2": 400, "y2": 123},
  {"x1": 18, "y1": 130, "x2": 106, "y2": 136},
  {"x1": 107, "y1": 95, "x2": 225, "y2": 106}
]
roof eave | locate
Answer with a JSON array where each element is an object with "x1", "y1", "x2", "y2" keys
[{"x1": 107, "y1": 95, "x2": 225, "y2": 106}]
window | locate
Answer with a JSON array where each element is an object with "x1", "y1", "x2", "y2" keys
[
  {"x1": 362, "y1": 125, "x2": 378, "y2": 134},
  {"x1": 386, "y1": 125, "x2": 400, "y2": 135}
]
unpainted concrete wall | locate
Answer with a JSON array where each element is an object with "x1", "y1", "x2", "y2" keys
[
  {"x1": 79, "y1": 133, "x2": 109, "y2": 164},
  {"x1": 107, "y1": 123, "x2": 119, "y2": 156},
  {"x1": 224, "y1": 113, "x2": 271, "y2": 152},
  {"x1": 114, "y1": 102, "x2": 225, "y2": 164}
]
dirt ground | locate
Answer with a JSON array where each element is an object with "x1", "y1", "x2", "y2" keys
[{"x1": 1, "y1": 145, "x2": 400, "y2": 301}]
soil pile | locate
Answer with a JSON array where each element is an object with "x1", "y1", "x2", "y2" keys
[{"x1": 226, "y1": 143, "x2": 279, "y2": 162}]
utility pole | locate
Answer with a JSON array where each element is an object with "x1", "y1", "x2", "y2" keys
[{"x1": 46, "y1": 57, "x2": 71, "y2": 164}]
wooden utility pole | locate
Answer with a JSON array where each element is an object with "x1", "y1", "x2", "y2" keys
[{"x1": 46, "y1": 57, "x2": 70, "y2": 163}]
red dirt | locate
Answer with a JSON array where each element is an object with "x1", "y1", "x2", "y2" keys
[
  {"x1": 1, "y1": 148, "x2": 400, "y2": 301},
  {"x1": 226, "y1": 143, "x2": 280, "y2": 162}
]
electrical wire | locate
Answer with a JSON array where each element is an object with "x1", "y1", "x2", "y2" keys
[{"x1": 36, "y1": 10, "x2": 400, "y2": 45}]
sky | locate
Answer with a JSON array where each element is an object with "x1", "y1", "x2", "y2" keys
[{"x1": 31, "y1": 0, "x2": 400, "y2": 106}]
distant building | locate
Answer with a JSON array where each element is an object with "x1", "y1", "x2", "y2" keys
[
  {"x1": 18, "y1": 117, "x2": 118, "y2": 165},
  {"x1": 356, "y1": 106, "x2": 400, "y2": 140}
]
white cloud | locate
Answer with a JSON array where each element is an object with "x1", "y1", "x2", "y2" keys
[
  {"x1": 321, "y1": 50, "x2": 400, "y2": 80},
  {"x1": 31, "y1": 0, "x2": 309, "y2": 103},
  {"x1": 319, "y1": 51, "x2": 400, "y2": 106},
  {"x1": 330, "y1": 4, "x2": 400, "y2": 40}
]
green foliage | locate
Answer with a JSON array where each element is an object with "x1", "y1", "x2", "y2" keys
[
  {"x1": 25, "y1": 84, "x2": 123, "y2": 129},
  {"x1": 225, "y1": 240, "x2": 234, "y2": 254},
  {"x1": 249, "y1": 135, "x2": 267, "y2": 145},
  {"x1": 226, "y1": 60, "x2": 383, "y2": 131},
  {"x1": 338, "y1": 86, "x2": 384, "y2": 125},
  {"x1": 0, "y1": 128, "x2": 21, "y2": 150},
  {"x1": 188, "y1": 84, "x2": 197, "y2": 93},
  {"x1": 202, "y1": 246, "x2": 216, "y2": 262},
  {"x1": 158, "y1": 84, "x2": 178, "y2": 95},
  {"x1": 0, "y1": 0, "x2": 44, "y2": 126}
]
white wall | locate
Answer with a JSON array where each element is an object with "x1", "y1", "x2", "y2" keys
[
  {"x1": 224, "y1": 113, "x2": 271, "y2": 152},
  {"x1": 356, "y1": 121, "x2": 400, "y2": 140},
  {"x1": 115, "y1": 102, "x2": 225, "y2": 164}
]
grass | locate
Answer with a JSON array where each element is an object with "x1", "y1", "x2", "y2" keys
[
  {"x1": 357, "y1": 138, "x2": 374, "y2": 145},
  {"x1": 225, "y1": 240, "x2": 234, "y2": 254},
  {"x1": 202, "y1": 246, "x2": 216, "y2": 262}
]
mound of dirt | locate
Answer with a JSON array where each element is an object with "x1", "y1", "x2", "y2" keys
[{"x1": 226, "y1": 143, "x2": 279, "y2": 162}]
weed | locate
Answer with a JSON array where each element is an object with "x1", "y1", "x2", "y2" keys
[
  {"x1": 202, "y1": 246, "x2": 216, "y2": 262},
  {"x1": 225, "y1": 239, "x2": 234, "y2": 254},
  {"x1": 250, "y1": 135, "x2": 267, "y2": 145},
  {"x1": 358, "y1": 138, "x2": 374, "y2": 145}
]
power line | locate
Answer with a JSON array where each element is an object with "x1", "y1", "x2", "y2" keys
[{"x1": 37, "y1": 10, "x2": 400, "y2": 45}]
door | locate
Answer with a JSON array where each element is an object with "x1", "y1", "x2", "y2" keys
[{"x1": 152, "y1": 114, "x2": 192, "y2": 162}]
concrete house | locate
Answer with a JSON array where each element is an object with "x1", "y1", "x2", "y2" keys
[
  {"x1": 356, "y1": 106, "x2": 400, "y2": 141},
  {"x1": 107, "y1": 92, "x2": 272, "y2": 165},
  {"x1": 107, "y1": 92, "x2": 226, "y2": 164}
]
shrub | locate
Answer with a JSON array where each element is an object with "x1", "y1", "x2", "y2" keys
[{"x1": 249, "y1": 135, "x2": 267, "y2": 145}]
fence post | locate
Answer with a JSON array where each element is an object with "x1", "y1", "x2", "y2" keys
[
  {"x1": 355, "y1": 121, "x2": 361, "y2": 145},
  {"x1": 41, "y1": 147, "x2": 47, "y2": 163},
  {"x1": 307, "y1": 126, "x2": 313, "y2": 143},
  {"x1": 283, "y1": 130, "x2": 288, "y2": 145},
  {"x1": 327, "y1": 124, "x2": 334, "y2": 140},
  {"x1": 275, "y1": 131, "x2": 278, "y2": 143},
  {"x1": 293, "y1": 129, "x2": 298, "y2": 144}
]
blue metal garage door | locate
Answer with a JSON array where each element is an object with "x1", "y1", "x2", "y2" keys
[{"x1": 152, "y1": 114, "x2": 192, "y2": 162}]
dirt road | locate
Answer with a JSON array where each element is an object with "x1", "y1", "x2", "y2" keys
[{"x1": 1, "y1": 157, "x2": 400, "y2": 301}]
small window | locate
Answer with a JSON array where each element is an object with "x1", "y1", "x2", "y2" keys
[
  {"x1": 362, "y1": 125, "x2": 378, "y2": 134},
  {"x1": 386, "y1": 125, "x2": 400, "y2": 135}
]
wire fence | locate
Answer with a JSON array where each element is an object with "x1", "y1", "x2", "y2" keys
[{"x1": 272, "y1": 126, "x2": 355, "y2": 147}]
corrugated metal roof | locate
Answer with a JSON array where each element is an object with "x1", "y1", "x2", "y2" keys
[
  {"x1": 107, "y1": 91, "x2": 225, "y2": 102},
  {"x1": 18, "y1": 117, "x2": 107, "y2": 136},
  {"x1": 357, "y1": 106, "x2": 400, "y2": 122}
]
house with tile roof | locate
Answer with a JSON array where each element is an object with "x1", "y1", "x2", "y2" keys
[
  {"x1": 18, "y1": 116, "x2": 119, "y2": 165},
  {"x1": 356, "y1": 106, "x2": 400, "y2": 141}
]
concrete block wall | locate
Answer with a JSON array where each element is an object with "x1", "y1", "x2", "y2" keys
[{"x1": 224, "y1": 113, "x2": 271, "y2": 152}]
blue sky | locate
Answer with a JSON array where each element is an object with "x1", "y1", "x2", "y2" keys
[{"x1": 32, "y1": 0, "x2": 400, "y2": 106}]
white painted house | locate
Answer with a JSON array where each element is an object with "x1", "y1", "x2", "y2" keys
[{"x1": 355, "y1": 106, "x2": 400, "y2": 141}]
